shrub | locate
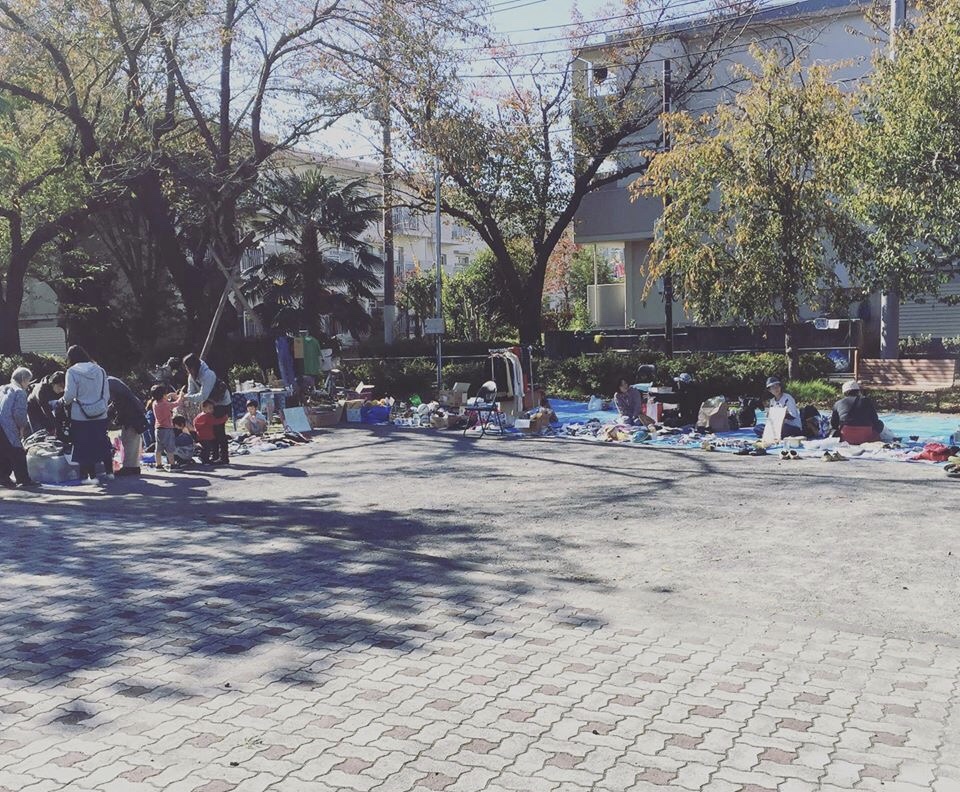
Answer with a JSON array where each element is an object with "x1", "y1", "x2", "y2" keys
[
  {"x1": 229, "y1": 362, "x2": 265, "y2": 386},
  {"x1": 790, "y1": 379, "x2": 841, "y2": 406},
  {"x1": 340, "y1": 357, "x2": 438, "y2": 400},
  {"x1": 537, "y1": 351, "x2": 835, "y2": 400},
  {"x1": 0, "y1": 353, "x2": 66, "y2": 383},
  {"x1": 441, "y1": 361, "x2": 489, "y2": 393}
]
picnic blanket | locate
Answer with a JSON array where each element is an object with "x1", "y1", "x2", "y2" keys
[{"x1": 538, "y1": 399, "x2": 959, "y2": 463}]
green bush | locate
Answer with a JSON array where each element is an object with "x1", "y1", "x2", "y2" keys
[
  {"x1": 228, "y1": 362, "x2": 265, "y2": 386},
  {"x1": 0, "y1": 353, "x2": 67, "y2": 383},
  {"x1": 537, "y1": 351, "x2": 835, "y2": 400},
  {"x1": 340, "y1": 357, "x2": 438, "y2": 400},
  {"x1": 441, "y1": 361, "x2": 489, "y2": 393},
  {"x1": 789, "y1": 379, "x2": 841, "y2": 406}
]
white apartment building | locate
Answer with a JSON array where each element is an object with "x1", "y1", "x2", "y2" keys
[
  {"x1": 244, "y1": 152, "x2": 488, "y2": 339},
  {"x1": 573, "y1": 0, "x2": 960, "y2": 341}
]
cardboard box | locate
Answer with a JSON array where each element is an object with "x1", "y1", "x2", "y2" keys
[
  {"x1": 344, "y1": 398, "x2": 365, "y2": 423},
  {"x1": 517, "y1": 412, "x2": 552, "y2": 433},
  {"x1": 307, "y1": 402, "x2": 344, "y2": 428},
  {"x1": 438, "y1": 382, "x2": 470, "y2": 409}
]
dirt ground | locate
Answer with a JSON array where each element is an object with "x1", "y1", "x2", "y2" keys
[{"x1": 4, "y1": 426, "x2": 958, "y2": 646}]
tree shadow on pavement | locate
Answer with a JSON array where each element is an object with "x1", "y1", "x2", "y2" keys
[{"x1": 0, "y1": 489, "x2": 603, "y2": 699}]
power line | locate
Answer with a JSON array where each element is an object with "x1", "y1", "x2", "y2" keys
[
  {"x1": 478, "y1": 0, "x2": 741, "y2": 41},
  {"x1": 464, "y1": 0, "x2": 805, "y2": 62},
  {"x1": 452, "y1": 0, "x2": 797, "y2": 56}
]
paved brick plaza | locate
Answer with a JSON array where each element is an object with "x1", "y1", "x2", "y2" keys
[{"x1": 2, "y1": 434, "x2": 959, "y2": 791}]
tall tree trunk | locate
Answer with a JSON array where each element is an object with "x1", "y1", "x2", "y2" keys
[
  {"x1": 130, "y1": 170, "x2": 210, "y2": 344},
  {"x1": 517, "y1": 256, "x2": 548, "y2": 346},
  {"x1": 0, "y1": 295, "x2": 21, "y2": 355},
  {"x1": 784, "y1": 317, "x2": 799, "y2": 382},
  {"x1": 0, "y1": 222, "x2": 28, "y2": 355}
]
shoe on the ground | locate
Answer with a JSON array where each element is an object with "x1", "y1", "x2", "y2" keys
[
  {"x1": 18, "y1": 481, "x2": 43, "y2": 490},
  {"x1": 99, "y1": 473, "x2": 115, "y2": 482},
  {"x1": 116, "y1": 467, "x2": 141, "y2": 477}
]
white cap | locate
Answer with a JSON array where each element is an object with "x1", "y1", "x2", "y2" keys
[{"x1": 842, "y1": 380, "x2": 861, "y2": 394}]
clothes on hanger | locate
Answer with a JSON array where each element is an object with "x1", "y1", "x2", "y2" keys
[
  {"x1": 275, "y1": 336, "x2": 296, "y2": 387},
  {"x1": 302, "y1": 334, "x2": 322, "y2": 377}
]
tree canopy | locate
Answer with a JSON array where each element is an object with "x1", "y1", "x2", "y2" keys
[{"x1": 638, "y1": 48, "x2": 867, "y2": 376}]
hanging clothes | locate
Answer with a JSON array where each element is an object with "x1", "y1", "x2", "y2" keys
[
  {"x1": 302, "y1": 335, "x2": 322, "y2": 377},
  {"x1": 275, "y1": 336, "x2": 296, "y2": 387}
]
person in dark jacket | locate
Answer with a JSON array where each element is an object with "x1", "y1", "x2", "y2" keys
[
  {"x1": 108, "y1": 376, "x2": 147, "y2": 476},
  {"x1": 831, "y1": 381, "x2": 884, "y2": 444},
  {"x1": 27, "y1": 371, "x2": 65, "y2": 435},
  {"x1": 613, "y1": 378, "x2": 654, "y2": 427}
]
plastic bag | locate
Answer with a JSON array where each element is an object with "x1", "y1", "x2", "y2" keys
[
  {"x1": 587, "y1": 395, "x2": 604, "y2": 411},
  {"x1": 27, "y1": 448, "x2": 80, "y2": 483}
]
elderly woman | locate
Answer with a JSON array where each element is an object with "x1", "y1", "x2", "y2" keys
[
  {"x1": 0, "y1": 367, "x2": 41, "y2": 489},
  {"x1": 61, "y1": 345, "x2": 113, "y2": 482}
]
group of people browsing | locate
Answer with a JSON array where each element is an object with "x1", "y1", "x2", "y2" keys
[
  {"x1": 0, "y1": 347, "x2": 249, "y2": 489},
  {"x1": 613, "y1": 372, "x2": 889, "y2": 445}
]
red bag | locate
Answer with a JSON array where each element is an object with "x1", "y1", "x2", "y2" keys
[{"x1": 913, "y1": 442, "x2": 952, "y2": 462}]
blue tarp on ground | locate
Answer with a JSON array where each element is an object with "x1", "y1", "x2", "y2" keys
[{"x1": 548, "y1": 398, "x2": 959, "y2": 445}]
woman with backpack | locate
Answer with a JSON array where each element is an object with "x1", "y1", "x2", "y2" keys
[
  {"x1": 181, "y1": 353, "x2": 232, "y2": 466},
  {"x1": 61, "y1": 345, "x2": 114, "y2": 482}
]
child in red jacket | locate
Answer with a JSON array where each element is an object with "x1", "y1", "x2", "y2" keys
[{"x1": 193, "y1": 400, "x2": 230, "y2": 465}]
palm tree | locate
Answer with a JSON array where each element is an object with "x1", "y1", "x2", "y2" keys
[{"x1": 244, "y1": 170, "x2": 382, "y2": 345}]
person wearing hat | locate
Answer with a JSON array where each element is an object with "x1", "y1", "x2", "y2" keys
[
  {"x1": 0, "y1": 367, "x2": 41, "y2": 488},
  {"x1": 831, "y1": 380, "x2": 885, "y2": 445},
  {"x1": 765, "y1": 376, "x2": 805, "y2": 438}
]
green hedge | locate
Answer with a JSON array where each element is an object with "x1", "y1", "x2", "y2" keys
[
  {"x1": 335, "y1": 350, "x2": 835, "y2": 403},
  {"x1": 0, "y1": 353, "x2": 67, "y2": 383},
  {"x1": 538, "y1": 351, "x2": 835, "y2": 400}
]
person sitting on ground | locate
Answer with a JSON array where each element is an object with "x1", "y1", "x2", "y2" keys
[
  {"x1": 193, "y1": 399, "x2": 229, "y2": 465},
  {"x1": 171, "y1": 415, "x2": 197, "y2": 468},
  {"x1": 765, "y1": 377, "x2": 805, "y2": 438},
  {"x1": 831, "y1": 380, "x2": 886, "y2": 445},
  {"x1": 613, "y1": 378, "x2": 655, "y2": 427},
  {"x1": 27, "y1": 371, "x2": 65, "y2": 436},
  {"x1": 0, "y1": 367, "x2": 41, "y2": 489},
  {"x1": 150, "y1": 384, "x2": 183, "y2": 471},
  {"x1": 238, "y1": 400, "x2": 268, "y2": 437}
]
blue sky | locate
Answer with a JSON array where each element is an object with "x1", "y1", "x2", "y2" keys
[{"x1": 317, "y1": 0, "x2": 617, "y2": 159}]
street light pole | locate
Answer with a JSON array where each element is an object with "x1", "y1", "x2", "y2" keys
[
  {"x1": 880, "y1": 0, "x2": 906, "y2": 359},
  {"x1": 435, "y1": 160, "x2": 443, "y2": 393},
  {"x1": 662, "y1": 59, "x2": 674, "y2": 358}
]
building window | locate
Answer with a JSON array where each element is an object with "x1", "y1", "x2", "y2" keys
[
  {"x1": 456, "y1": 255, "x2": 469, "y2": 269},
  {"x1": 441, "y1": 254, "x2": 447, "y2": 270}
]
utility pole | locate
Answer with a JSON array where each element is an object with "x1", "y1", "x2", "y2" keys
[
  {"x1": 880, "y1": 0, "x2": 906, "y2": 359},
  {"x1": 435, "y1": 160, "x2": 443, "y2": 392},
  {"x1": 662, "y1": 59, "x2": 674, "y2": 358},
  {"x1": 592, "y1": 244, "x2": 599, "y2": 325},
  {"x1": 380, "y1": 1, "x2": 396, "y2": 344}
]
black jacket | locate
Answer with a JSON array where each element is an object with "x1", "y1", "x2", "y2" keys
[
  {"x1": 108, "y1": 377, "x2": 147, "y2": 432},
  {"x1": 27, "y1": 378, "x2": 61, "y2": 434},
  {"x1": 831, "y1": 394, "x2": 882, "y2": 433}
]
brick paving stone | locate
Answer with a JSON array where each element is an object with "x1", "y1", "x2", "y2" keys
[{"x1": 1, "y1": 509, "x2": 958, "y2": 792}]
